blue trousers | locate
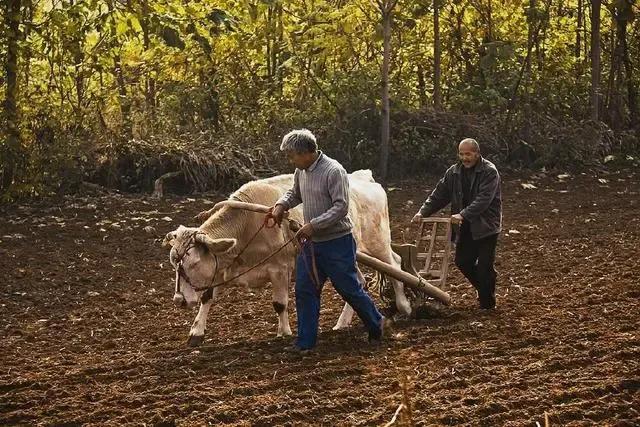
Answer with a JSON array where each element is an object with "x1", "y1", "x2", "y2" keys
[{"x1": 295, "y1": 233, "x2": 382, "y2": 349}]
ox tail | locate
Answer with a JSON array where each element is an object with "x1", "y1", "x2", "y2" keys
[{"x1": 351, "y1": 169, "x2": 375, "y2": 182}]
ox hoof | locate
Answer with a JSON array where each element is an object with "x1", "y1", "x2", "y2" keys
[
  {"x1": 397, "y1": 302, "x2": 412, "y2": 317},
  {"x1": 187, "y1": 334, "x2": 205, "y2": 347}
]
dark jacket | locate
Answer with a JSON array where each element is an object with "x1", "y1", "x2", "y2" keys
[{"x1": 419, "y1": 157, "x2": 502, "y2": 240}]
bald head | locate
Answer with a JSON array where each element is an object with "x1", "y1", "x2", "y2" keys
[
  {"x1": 458, "y1": 138, "x2": 481, "y2": 168},
  {"x1": 459, "y1": 138, "x2": 480, "y2": 152}
]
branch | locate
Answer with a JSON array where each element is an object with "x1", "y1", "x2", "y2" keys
[
  {"x1": 383, "y1": 404, "x2": 405, "y2": 427},
  {"x1": 289, "y1": 43, "x2": 341, "y2": 112},
  {"x1": 506, "y1": 0, "x2": 553, "y2": 113}
]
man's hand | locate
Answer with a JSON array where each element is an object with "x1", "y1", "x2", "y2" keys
[
  {"x1": 295, "y1": 222, "x2": 315, "y2": 241},
  {"x1": 411, "y1": 213, "x2": 423, "y2": 224},
  {"x1": 451, "y1": 213, "x2": 464, "y2": 225},
  {"x1": 266, "y1": 204, "x2": 286, "y2": 228}
]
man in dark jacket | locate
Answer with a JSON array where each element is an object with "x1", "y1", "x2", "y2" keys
[{"x1": 412, "y1": 138, "x2": 502, "y2": 309}]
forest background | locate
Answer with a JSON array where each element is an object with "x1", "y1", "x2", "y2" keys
[{"x1": 1, "y1": 0, "x2": 638, "y2": 200}]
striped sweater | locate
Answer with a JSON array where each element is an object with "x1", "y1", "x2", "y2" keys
[{"x1": 276, "y1": 152, "x2": 353, "y2": 242}]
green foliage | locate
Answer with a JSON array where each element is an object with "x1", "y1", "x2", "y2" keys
[{"x1": 1, "y1": 0, "x2": 639, "y2": 200}]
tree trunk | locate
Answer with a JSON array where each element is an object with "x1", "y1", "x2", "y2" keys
[
  {"x1": 527, "y1": 0, "x2": 536, "y2": 77},
  {"x1": 507, "y1": 0, "x2": 551, "y2": 113},
  {"x1": 612, "y1": 0, "x2": 638, "y2": 131},
  {"x1": 487, "y1": 0, "x2": 494, "y2": 42},
  {"x1": 378, "y1": 2, "x2": 396, "y2": 185},
  {"x1": 608, "y1": 13, "x2": 625, "y2": 130},
  {"x1": 22, "y1": 0, "x2": 33, "y2": 90},
  {"x1": 583, "y1": 0, "x2": 590, "y2": 59},
  {"x1": 416, "y1": 63, "x2": 427, "y2": 108},
  {"x1": 590, "y1": 0, "x2": 601, "y2": 121},
  {"x1": 576, "y1": 0, "x2": 583, "y2": 58},
  {"x1": 621, "y1": 20, "x2": 638, "y2": 130},
  {"x1": 141, "y1": 0, "x2": 156, "y2": 113},
  {"x1": 276, "y1": 4, "x2": 284, "y2": 94},
  {"x1": 1, "y1": 0, "x2": 24, "y2": 192},
  {"x1": 266, "y1": 6, "x2": 275, "y2": 83},
  {"x1": 107, "y1": 0, "x2": 131, "y2": 138},
  {"x1": 113, "y1": 54, "x2": 132, "y2": 137},
  {"x1": 605, "y1": 14, "x2": 616, "y2": 120},
  {"x1": 433, "y1": 0, "x2": 442, "y2": 110},
  {"x1": 68, "y1": 0, "x2": 85, "y2": 128}
]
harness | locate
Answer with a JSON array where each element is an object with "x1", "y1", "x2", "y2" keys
[{"x1": 172, "y1": 216, "x2": 321, "y2": 294}]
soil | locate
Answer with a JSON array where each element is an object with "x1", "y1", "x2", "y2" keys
[{"x1": 1, "y1": 169, "x2": 639, "y2": 426}]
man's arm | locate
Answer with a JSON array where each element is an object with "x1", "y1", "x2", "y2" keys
[
  {"x1": 460, "y1": 168, "x2": 499, "y2": 221},
  {"x1": 309, "y1": 168, "x2": 349, "y2": 230},
  {"x1": 276, "y1": 170, "x2": 302, "y2": 210},
  {"x1": 419, "y1": 169, "x2": 453, "y2": 217}
]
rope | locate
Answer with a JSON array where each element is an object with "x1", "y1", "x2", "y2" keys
[{"x1": 190, "y1": 216, "x2": 304, "y2": 292}]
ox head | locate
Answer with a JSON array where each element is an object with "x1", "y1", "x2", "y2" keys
[{"x1": 164, "y1": 225, "x2": 237, "y2": 309}]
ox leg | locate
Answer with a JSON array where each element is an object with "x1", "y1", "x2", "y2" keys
[
  {"x1": 333, "y1": 267, "x2": 365, "y2": 330},
  {"x1": 334, "y1": 303, "x2": 355, "y2": 330},
  {"x1": 188, "y1": 287, "x2": 218, "y2": 347},
  {"x1": 271, "y1": 270, "x2": 292, "y2": 337},
  {"x1": 390, "y1": 251, "x2": 412, "y2": 316}
]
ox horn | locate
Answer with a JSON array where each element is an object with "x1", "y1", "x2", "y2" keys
[
  {"x1": 195, "y1": 200, "x2": 272, "y2": 222},
  {"x1": 162, "y1": 231, "x2": 178, "y2": 247},
  {"x1": 212, "y1": 200, "x2": 272, "y2": 214}
]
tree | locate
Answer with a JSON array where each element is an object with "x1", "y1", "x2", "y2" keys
[
  {"x1": 590, "y1": 0, "x2": 601, "y2": 121},
  {"x1": 433, "y1": 0, "x2": 442, "y2": 110},
  {"x1": 375, "y1": 0, "x2": 399, "y2": 184},
  {"x1": 1, "y1": 0, "x2": 24, "y2": 192},
  {"x1": 606, "y1": 0, "x2": 638, "y2": 130}
]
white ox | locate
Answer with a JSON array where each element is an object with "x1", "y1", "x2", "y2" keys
[{"x1": 164, "y1": 170, "x2": 411, "y2": 346}]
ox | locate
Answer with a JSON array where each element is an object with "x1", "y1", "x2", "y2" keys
[{"x1": 164, "y1": 170, "x2": 411, "y2": 346}]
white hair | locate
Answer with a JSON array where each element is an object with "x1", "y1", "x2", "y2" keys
[{"x1": 280, "y1": 129, "x2": 318, "y2": 153}]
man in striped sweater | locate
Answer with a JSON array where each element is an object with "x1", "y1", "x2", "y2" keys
[{"x1": 267, "y1": 129, "x2": 386, "y2": 353}]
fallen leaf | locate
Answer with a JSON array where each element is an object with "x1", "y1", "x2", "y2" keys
[
  {"x1": 2, "y1": 233, "x2": 26, "y2": 240},
  {"x1": 521, "y1": 183, "x2": 537, "y2": 189}
]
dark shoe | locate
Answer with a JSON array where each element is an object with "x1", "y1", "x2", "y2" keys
[
  {"x1": 479, "y1": 294, "x2": 496, "y2": 310},
  {"x1": 283, "y1": 345, "x2": 313, "y2": 356},
  {"x1": 479, "y1": 300, "x2": 496, "y2": 310},
  {"x1": 369, "y1": 316, "x2": 393, "y2": 344}
]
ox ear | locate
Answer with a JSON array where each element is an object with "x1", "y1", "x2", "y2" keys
[
  {"x1": 194, "y1": 234, "x2": 237, "y2": 254},
  {"x1": 162, "y1": 230, "x2": 178, "y2": 247}
]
